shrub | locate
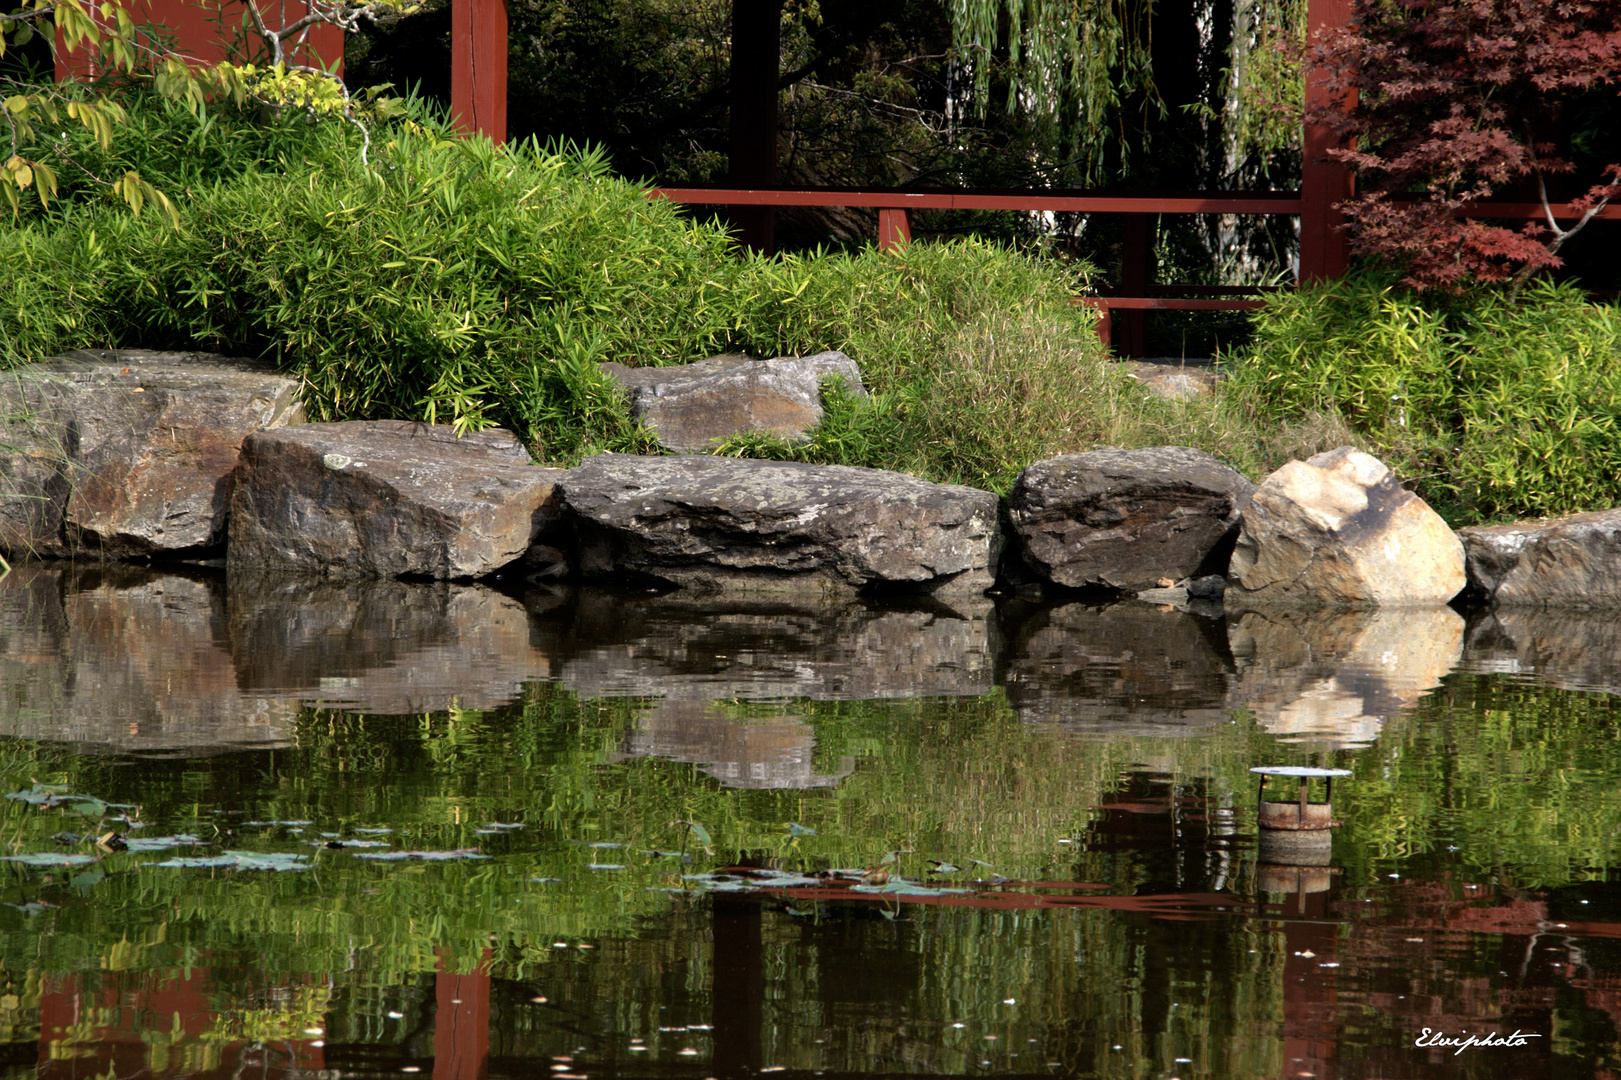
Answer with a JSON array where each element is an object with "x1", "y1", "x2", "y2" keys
[
  {"x1": 2, "y1": 96, "x2": 1298, "y2": 493},
  {"x1": 1226, "y1": 272, "x2": 1621, "y2": 523}
]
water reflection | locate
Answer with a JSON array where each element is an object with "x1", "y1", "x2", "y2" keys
[
  {"x1": 1228, "y1": 606, "x2": 1465, "y2": 747},
  {"x1": 4, "y1": 564, "x2": 1621, "y2": 1078},
  {"x1": 1461, "y1": 607, "x2": 1621, "y2": 694}
]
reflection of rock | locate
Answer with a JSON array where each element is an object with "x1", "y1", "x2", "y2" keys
[
  {"x1": 618, "y1": 700, "x2": 854, "y2": 789},
  {"x1": 1460, "y1": 608, "x2": 1621, "y2": 694},
  {"x1": 226, "y1": 574, "x2": 553, "y2": 713},
  {"x1": 551, "y1": 590, "x2": 995, "y2": 701},
  {"x1": 0, "y1": 565, "x2": 299, "y2": 753},
  {"x1": 1227, "y1": 606, "x2": 1463, "y2": 747},
  {"x1": 1002, "y1": 601, "x2": 1236, "y2": 737},
  {"x1": 1227, "y1": 448, "x2": 1465, "y2": 608}
]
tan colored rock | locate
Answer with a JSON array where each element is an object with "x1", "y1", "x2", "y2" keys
[
  {"x1": 1128, "y1": 361, "x2": 1219, "y2": 401},
  {"x1": 599, "y1": 351, "x2": 865, "y2": 452},
  {"x1": 1226, "y1": 447, "x2": 1465, "y2": 608},
  {"x1": 1457, "y1": 508, "x2": 1621, "y2": 609}
]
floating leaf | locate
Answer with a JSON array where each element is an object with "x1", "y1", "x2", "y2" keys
[
  {"x1": 352, "y1": 827, "x2": 393, "y2": 835},
  {"x1": 587, "y1": 842, "x2": 625, "y2": 849},
  {"x1": 242, "y1": 820, "x2": 313, "y2": 827},
  {"x1": 121, "y1": 834, "x2": 203, "y2": 852},
  {"x1": 928, "y1": 861, "x2": 961, "y2": 874},
  {"x1": 313, "y1": 839, "x2": 389, "y2": 849},
  {"x1": 788, "y1": 823, "x2": 817, "y2": 837},
  {"x1": 0, "y1": 852, "x2": 97, "y2": 867},
  {"x1": 70, "y1": 866, "x2": 105, "y2": 889},
  {"x1": 588, "y1": 863, "x2": 626, "y2": 871},
  {"x1": 355, "y1": 849, "x2": 489, "y2": 862},
  {"x1": 6, "y1": 901, "x2": 57, "y2": 915},
  {"x1": 71, "y1": 799, "x2": 108, "y2": 817},
  {"x1": 482, "y1": 823, "x2": 525, "y2": 831},
  {"x1": 148, "y1": 852, "x2": 312, "y2": 871}
]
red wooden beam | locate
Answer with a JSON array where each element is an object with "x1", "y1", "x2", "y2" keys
[
  {"x1": 651, "y1": 188, "x2": 1305, "y2": 214},
  {"x1": 451, "y1": 0, "x2": 507, "y2": 142},
  {"x1": 1462, "y1": 202, "x2": 1621, "y2": 221}
]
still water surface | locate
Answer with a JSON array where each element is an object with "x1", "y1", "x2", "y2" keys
[{"x1": 1, "y1": 564, "x2": 1619, "y2": 1080}]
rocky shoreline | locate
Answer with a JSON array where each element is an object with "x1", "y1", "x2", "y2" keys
[{"x1": 3, "y1": 349, "x2": 1616, "y2": 611}]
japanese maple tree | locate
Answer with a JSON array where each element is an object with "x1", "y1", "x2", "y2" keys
[{"x1": 1312, "y1": 0, "x2": 1621, "y2": 291}]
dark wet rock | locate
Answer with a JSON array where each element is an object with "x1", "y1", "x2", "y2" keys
[
  {"x1": 1007, "y1": 446, "x2": 1254, "y2": 593},
  {"x1": 1460, "y1": 607, "x2": 1621, "y2": 693},
  {"x1": 1187, "y1": 575, "x2": 1226, "y2": 600},
  {"x1": 1226, "y1": 447, "x2": 1465, "y2": 608},
  {"x1": 1001, "y1": 600, "x2": 1237, "y2": 737},
  {"x1": 229, "y1": 421, "x2": 562, "y2": 580},
  {"x1": 616, "y1": 700, "x2": 855, "y2": 789},
  {"x1": 225, "y1": 574, "x2": 553, "y2": 713},
  {"x1": 599, "y1": 351, "x2": 864, "y2": 452},
  {"x1": 550, "y1": 588, "x2": 995, "y2": 700},
  {"x1": 1226, "y1": 605, "x2": 1463, "y2": 747},
  {"x1": 558, "y1": 454, "x2": 1000, "y2": 596},
  {"x1": 1457, "y1": 509, "x2": 1621, "y2": 609},
  {"x1": 0, "y1": 350, "x2": 304, "y2": 558},
  {"x1": 0, "y1": 564, "x2": 300, "y2": 753}
]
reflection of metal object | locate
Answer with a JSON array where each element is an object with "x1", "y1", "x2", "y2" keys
[
  {"x1": 1257, "y1": 863, "x2": 1335, "y2": 894},
  {"x1": 1251, "y1": 765, "x2": 1352, "y2": 876}
]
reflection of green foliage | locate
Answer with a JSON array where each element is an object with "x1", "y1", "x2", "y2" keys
[
  {"x1": 1338, "y1": 674, "x2": 1621, "y2": 888},
  {"x1": 2, "y1": 665, "x2": 1620, "y2": 1073}
]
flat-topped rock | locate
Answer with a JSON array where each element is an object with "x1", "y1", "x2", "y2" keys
[
  {"x1": 557, "y1": 454, "x2": 1000, "y2": 596},
  {"x1": 228, "y1": 421, "x2": 562, "y2": 579},
  {"x1": 1227, "y1": 447, "x2": 1465, "y2": 608},
  {"x1": 1008, "y1": 446, "x2": 1254, "y2": 592},
  {"x1": 1458, "y1": 508, "x2": 1621, "y2": 608},
  {"x1": 599, "y1": 351, "x2": 864, "y2": 451},
  {"x1": 0, "y1": 350, "x2": 304, "y2": 558}
]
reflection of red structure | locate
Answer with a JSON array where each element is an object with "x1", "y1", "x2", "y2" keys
[
  {"x1": 434, "y1": 951, "x2": 491, "y2": 1080},
  {"x1": 36, "y1": 968, "x2": 325, "y2": 1080}
]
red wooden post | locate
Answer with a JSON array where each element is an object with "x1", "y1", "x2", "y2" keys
[
  {"x1": 878, "y1": 208, "x2": 911, "y2": 251},
  {"x1": 1298, "y1": 0, "x2": 1352, "y2": 282},
  {"x1": 451, "y1": 0, "x2": 508, "y2": 142}
]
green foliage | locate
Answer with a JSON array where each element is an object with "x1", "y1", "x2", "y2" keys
[
  {"x1": 1226, "y1": 272, "x2": 1621, "y2": 523},
  {"x1": 2, "y1": 97, "x2": 1288, "y2": 491}
]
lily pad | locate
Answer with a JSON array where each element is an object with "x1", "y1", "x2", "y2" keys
[
  {"x1": 242, "y1": 820, "x2": 313, "y2": 827},
  {"x1": 314, "y1": 839, "x2": 391, "y2": 849},
  {"x1": 0, "y1": 852, "x2": 97, "y2": 867},
  {"x1": 788, "y1": 823, "x2": 817, "y2": 837},
  {"x1": 587, "y1": 842, "x2": 626, "y2": 849},
  {"x1": 123, "y1": 835, "x2": 204, "y2": 852},
  {"x1": 588, "y1": 863, "x2": 627, "y2": 871},
  {"x1": 352, "y1": 827, "x2": 393, "y2": 835},
  {"x1": 483, "y1": 823, "x2": 525, "y2": 831},
  {"x1": 355, "y1": 849, "x2": 489, "y2": 862},
  {"x1": 147, "y1": 851, "x2": 312, "y2": 871}
]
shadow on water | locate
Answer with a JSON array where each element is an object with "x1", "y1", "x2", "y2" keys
[{"x1": 1, "y1": 564, "x2": 1620, "y2": 1078}]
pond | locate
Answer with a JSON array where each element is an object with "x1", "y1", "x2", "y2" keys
[{"x1": 1, "y1": 563, "x2": 1618, "y2": 1080}]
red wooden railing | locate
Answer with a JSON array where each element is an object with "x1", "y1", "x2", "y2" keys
[{"x1": 646, "y1": 185, "x2": 1621, "y2": 356}]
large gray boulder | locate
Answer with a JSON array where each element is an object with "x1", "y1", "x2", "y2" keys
[
  {"x1": 1008, "y1": 446, "x2": 1254, "y2": 592},
  {"x1": 0, "y1": 350, "x2": 304, "y2": 558},
  {"x1": 1226, "y1": 447, "x2": 1465, "y2": 608},
  {"x1": 557, "y1": 454, "x2": 1000, "y2": 596},
  {"x1": 228, "y1": 421, "x2": 562, "y2": 579},
  {"x1": 599, "y1": 351, "x2": 865, "y2": 452},
  {"x1": 1457, "y1": 509, "x2": 1621, "y2": 608}
]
